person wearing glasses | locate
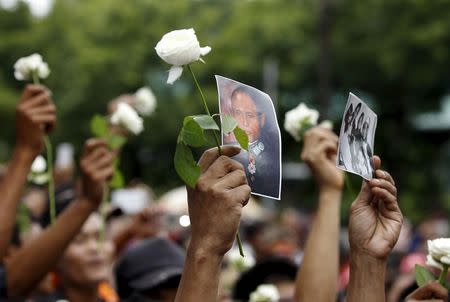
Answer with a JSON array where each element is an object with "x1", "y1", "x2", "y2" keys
[{"x1": 229, "y1": 85, "x2": 280, "y2": 198}]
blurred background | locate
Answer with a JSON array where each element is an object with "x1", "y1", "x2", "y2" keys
[{"x1": 0, "y1": 0, "x2": 449, "y2": 222}]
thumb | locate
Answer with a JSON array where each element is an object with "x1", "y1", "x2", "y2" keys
[{"x1": 198, "y1": 145, "x2": 241, "y2": 172}]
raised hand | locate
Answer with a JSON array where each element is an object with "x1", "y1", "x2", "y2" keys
[
  {"x1": 301, "y1": 127, "x2": 344, "y2": 192},
  {"x1": 187, "y1": 145, "x2": 251, "y2": 257},
  {"x1": 79, "y1": 139, "x2": 115, "y2": 207},
  {"x1": 15, "y1": 84, "x2": 56, "y2": 157},
  {"x1": 176, "y1": 146, "x2": 251, "y2": 302},
  {"x1": 349, "y1": 156, "x2": 403, "y2": 259}
]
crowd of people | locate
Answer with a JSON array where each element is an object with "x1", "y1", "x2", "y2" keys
[{"x1": 0, "y1": 84, "x2": 448, "y2": 302}]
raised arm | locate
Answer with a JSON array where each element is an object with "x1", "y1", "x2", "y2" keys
[
  {"x1": 347, "y1": 156, "x2": 403, "y2": 302},
  {"x1": 175, "y1": 146, "x2": 251, "y2": 302},
  {"x1": 294, "y1": 127, "x2": 344, "y2": 302},
  {"x1": 0, "y1": 85, "x2": 56, "y2": 261},
  {"x1": 6, "y1": 139, "x2": 114, "y2": 297}
]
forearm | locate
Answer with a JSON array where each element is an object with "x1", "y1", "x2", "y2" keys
[
  {"x1": 347, "y1": 253, "x2": 386, "y2": 302},
  {"x1": 6, "y1": 198, "x2": 96, "y2": 297},
  {"x1": 0, "y1": 148, "x2": 34, "y2": 261},
  {"x1": 295, "y1": 188, "x2": 342, "y2": 302},
  {"x1": 175, "y1": 242, "x2": 223, "y2": 302}
]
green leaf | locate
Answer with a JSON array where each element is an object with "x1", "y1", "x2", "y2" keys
[
  {"x1": 181, "y1": 117, "x2": 207, "y2": 147},
  {"x1": 415, "y1": 264, "x2": 436, "y2": 286},
  {"x1": 233, "y1": 126, "x2": 249, "y2": 151},
  {"x1": 174, "y1": 142, "x2": 201, "y2": 188},
  {"x1": 90, "y1": 115, "x2": 109, "y2": 138},
  {"x1": 192, "y1": 115, "x2": 220, "y2": 131},
  {"x1": 108, "y1": 135, "x2": 127, "y2": 149},
  {"x1": 222, "y1": 114, "x2": 238, "y2": 134},
  {"x1": 109, "y1": 169, "x2": 125, "y2": 189}
]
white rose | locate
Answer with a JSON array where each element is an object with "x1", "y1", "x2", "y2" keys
[
  {"x1": 427, "y1": 238, "x2": 450, "y2": 266},
  {"x1": 28, "y1": 173, "x2": 49, "y2": 185},
  {"x1": 155, "y1": 28, "x2": 211, "y2": 84},
  {"x1": 319, "y1": 120, "x2": 333, "y2": 130},
  {"x1": 226, "y1": 247, "x2": 255, "y2": 271},
  {"x1": 31, "y1": 155, "x2": 47, "y2": 173},
  {"x1": 14, "y1": 53, "x2": 50, "y2": 81},
  {"x1": 284, "y1": 103, "x2": 319, "y2": 141},
  {"x1": 134, "y1": 87, "x2": 157, "y2": 116},
  {"x1": 249, "y1": 284, "x2": 280, "y2": 302},
  {"x1": 110, "y1": 102, "x2": 144, "y2": 135}
]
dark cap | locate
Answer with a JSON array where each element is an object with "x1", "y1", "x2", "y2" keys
[
  {"x1": 232, "y1": 257, "x2": 298, "y2": 301},
  {"x1": 115, "y1": 237, "x2": 185, "y2": 299}
]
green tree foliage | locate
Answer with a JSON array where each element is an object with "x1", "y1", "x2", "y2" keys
[{"x1": 0, "y1": 0, "x2": 448, "y2": 220}]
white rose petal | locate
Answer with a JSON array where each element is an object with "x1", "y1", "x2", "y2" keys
[
  {"x1": 284, "y1": 103, "x2": 319, "y2": 141},
  {"x1": 13, "y1": 53, "x2": 50, "y2": 81},
  {"x1": 226, "y1": 247, "x2": 255, "y2": 271},
  {"x1": 426, "y1": 254, "x2": 444, "y2": 270},
  {"x1": 110, "y1": 102, "x2": 144, "y2": 135},
  {"x1": 134, "y1": 87, "x2": 157, "y2": 116},
  {"x1": 155, "y1": 28, "x2": 211, "y2": 84},
  {"x1": 440, "y1": 255, "x2": 450, "y2": 265},
  {"x1": 319, "y1": 120, "x2": 333, "y2": 130},
  {"x1": 31, "y1": 155, "x2": 47, "y2": 173},
  {"x1": 167, "y1": 66, "x2": 184, "y2": 85},
  {"x1": 249, "y1": 284, "x2": 280, "y2": 302}
]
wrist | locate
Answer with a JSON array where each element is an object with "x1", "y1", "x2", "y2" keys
[
  {"x1": 77, "y1": 197, "x2": 99, "y2": 213},
  {"x1": 348, "y1": 251, "x2": 387, "y2": 302},
  {"x1": 188, "y1": 238, "x2": 225, "y2": 264},
  {"x1": 318, "y1": 187, "x2": 342, "y2": 206},
  {"x1": 350, "y1": 250, "x2": 387, "y2": 273},
  {"x1": 12, "y1": 146, "x2": 36, "y2": 165}
]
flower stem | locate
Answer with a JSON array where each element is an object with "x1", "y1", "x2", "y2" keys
[
  {"x1": 32, "y1": 71, "x2": 40, "y2": 85},
  {"x1": 99, "y1": 186, "x2": 110, "y2": 249},
  {"x1": 43, "y1": 136, "x2": 55, "y2": 224},
  {"x1": 438, "y1": 264, "x2": 449, "y2": 286},
  {"x1": 187, "y1": 65, "x2": 245, "y2": 257},
  {"x1": 187, "y1": 65, "x2": 222, "y2": 155}
]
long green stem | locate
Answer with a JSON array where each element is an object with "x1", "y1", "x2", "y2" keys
[
  {"x1": 99, "y1": 186, "x2": 110, "y2": 249},
  {"x1": 438, "y1": 264, "x2": 449, "y2": 285},
  {"x1": 187, "y1": 65, "x2": 246, "y2": 257},
  {"x1": 43, "y1": 136, "x2": 55, "y2": 224},
  {"x1": 187, "y1": 65, "x2": 222, "y2": 154},
  {"x1": 32, "y1": 71, "x2": 40, "y2": 85}
]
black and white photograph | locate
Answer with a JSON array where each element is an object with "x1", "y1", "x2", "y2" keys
[
  {"x1": 216, "y1": 75, "x2": 281, "y2": 200},
  {"x1": 337, "y1": 93, "x2": 377, "y2": 180}
]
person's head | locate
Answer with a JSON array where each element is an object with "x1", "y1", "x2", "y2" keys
[
  {"x1": 362, "y1": 118, "x2": 370, "y2": 140},
  {"x1": 230, "y1": 86, "x2": 266, "y2": 143},
  {"x1": 57, "y1": 213, "x2": 113, "y2": 291},
  {"x1": 351, "y1": 103, "x2": 362, "y2": 131},
  {"x1": 233, "y1": 257, "x2": 297, "y2": 302},
  {"x1": 357, "y1": 112, "x2": 365, "y2": 130},
  {"x1": 344, "y1": 103, "x2": 354, "y2": 132},
  {"x1": 115, "y1": 237, "x2": 185, "y2": 302}
]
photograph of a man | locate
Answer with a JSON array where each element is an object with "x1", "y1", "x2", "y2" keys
[
  {"x1": 216, "y1": 75, "x2": 281, "y2": 200},
  {"x1": 337, "y1": 93, "x2": 377, "y2": 180}
]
